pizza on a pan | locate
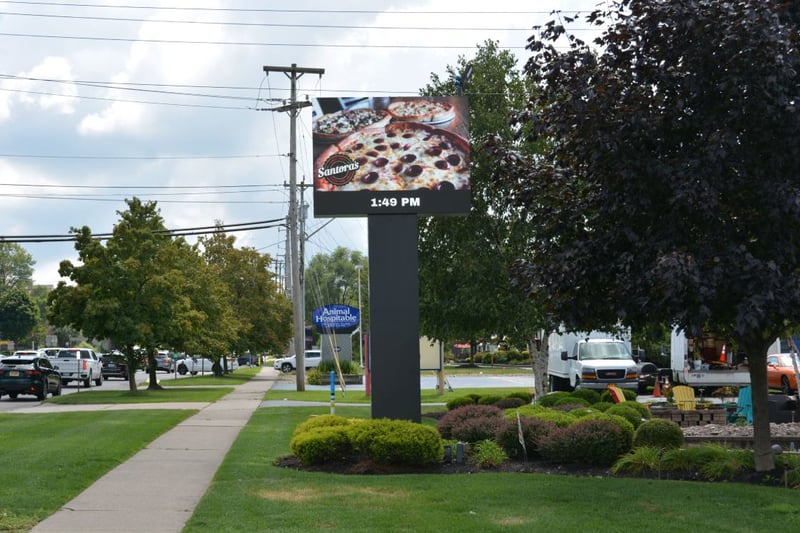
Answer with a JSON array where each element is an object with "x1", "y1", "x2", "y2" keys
[
  {"x1": 315, "y1": 121, "x2": 470, "y2": 192},
  {"x1": 387, "y1": 98, "x2": 455, "y2": 124},
  {"x1": 312, "y1": 108, "x2": 392, "y2": 142}
]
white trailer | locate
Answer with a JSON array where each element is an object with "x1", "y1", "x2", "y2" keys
[
  {"x1": 669, "y1": 329, "x2": 781, "y2": 388},
  {"x1": 547, "y1": 330, "x2": 637, "y2": 392}
]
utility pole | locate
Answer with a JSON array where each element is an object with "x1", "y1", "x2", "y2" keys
[{"x1": 263, "y1": 63, "x2": 324, "y2": 391}]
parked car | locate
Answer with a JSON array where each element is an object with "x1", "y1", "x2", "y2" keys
[
  {"x1": 0, "y1": 355, "x2": 62, "y2": 400},
  {"x1": 767, "y1": 353, "x2": 800, "y2": 394},
  {"x1": 237, "y1": 354, "x2": 259, "y2": 367},
  {"x1": 52, "y1": 348, "x2": 103, "y2": 387},
  {"x1": 154, "y1": 351, "x2": 173, "y2": 372},
  {"x1": 636, "y1": 361, "x2": 659, "y2": 394},
  {"x1": 274, "y1": 350, "x2": 322, "y2": 373},
  {"x1": 100, "y1": 354, "x2": 129, "y2": 380},
  {"x1": 175, "y1": 357, "x2": 216, "y2": 375}
]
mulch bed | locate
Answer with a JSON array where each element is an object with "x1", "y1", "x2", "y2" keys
[{"x1": 275, "y1": 455, "x2": 794, "y2": 488}]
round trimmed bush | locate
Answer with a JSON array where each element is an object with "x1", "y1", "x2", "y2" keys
[
  {"x1": 495, "y1": 397, "x2": 526, "y2": 409},
  {"x1": 445, "y1": 395, "x2": 476, "y2": 410},
  {"x1": 495, "y1": 416, "x2": 558, "y2": 459},
  {"x1": 505, "y1": 391, "x2": 533, "y2": 404},
  {"x1": 605, "y1": 404, "x2": 645, "y2": 429},
  {"x1": 437, "y1": 404, "x2": 504, "y2": 439},
  {"x1": 539, "y1": 418, "x2": 633, "y2": 466},
  {"x1": 570, "y1": 388, "x2": 602, "y2": 404},
  {"x1": 621, "y1": 401, "x2": 651, "y2": 419},
  {"x1": 368, "y1": 421, "x2": 443, "y2": 466},
  {"x1": 633, "y1": 418, "x2": 685, "y2": 450},
  {"x1": 292, "y1": 414, "x2": 352, "y2": 438},
  {"x1": 553, "y1": 397, "x2": 591, "y2": 409},
  {"x1": 591, "y1": 401, "x2": 615, "y2": 412},
  {"x1": 477, "y1": 394, "x2": 504, "y2": 406},
  {"x1": 537, "y1": 391, "x2": 573, "y2": 407},
  {"x1": 290, "y1": 427, "x2": 352, "y2": 465}
]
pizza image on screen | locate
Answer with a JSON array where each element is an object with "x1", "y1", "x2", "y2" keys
[
  {"x1": 387, "y1": 98, "x2": 456, "y2": 124},
  {"x1": 312, "y1": 108, "x2": 392, "y2": 142},
  {"x1": 315, "y1": 121, "x2": 470, "y2": 192}
]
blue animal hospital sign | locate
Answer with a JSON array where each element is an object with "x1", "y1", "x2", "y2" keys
[{"x1": 312, "y1": 304, "x2": 360, "y2": 332}]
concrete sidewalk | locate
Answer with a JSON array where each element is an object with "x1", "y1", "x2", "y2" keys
[{"x1": 32, "y1": 367, "x2": 280, "y2": 533}]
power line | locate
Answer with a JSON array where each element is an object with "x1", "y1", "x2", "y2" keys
[
  {"x1": 0, "y1": 217, "x2": 287, "y2": 243},
  {"x1": 0, "y1": 2, "x2": 558, "y2": 15},
  {"x1": 0, "y1": 153, "x2": 283, "y2": 160},
  {"x1": 0, "y1": 10, "x2": 546, "y2": 31},
  {"x1": 0, "y1": 182, "x2": 282, "y2": 189},
  {"x1": 0, "y1": 32, "x2": 528, "y2": 49}
]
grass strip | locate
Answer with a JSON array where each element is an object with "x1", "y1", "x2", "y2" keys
[
  {"x1": 45, "y1": 386, "x2": 233, "y2": 404},
  {"x1": 264, "y1": 386, "x2": 531, "y2": 405},
  {"x1": 186, "y1": 406, "x2": 800, "y2": 532},
  {"x1": 0, "y1": 410, "x2": 194, "y2": 531}
]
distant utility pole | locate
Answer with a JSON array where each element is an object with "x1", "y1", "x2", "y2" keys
[{"x1": 262, "y1": 63, "x2": 324, "y2": 391}]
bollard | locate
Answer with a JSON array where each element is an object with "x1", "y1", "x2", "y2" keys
[
  {"x1": 455, "y1": 442, "x2": 466, "y2": 464},
  {"x1": 329, "y1": 370, "x2": 336, "y2": 414},
  {"x1": 443, "y1": 445, "x2": 453, "y2": 463}
]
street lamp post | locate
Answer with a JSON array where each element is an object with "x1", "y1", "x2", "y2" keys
[{"x1": 355, "y1": 264, "x2": 363, "y2": 368}]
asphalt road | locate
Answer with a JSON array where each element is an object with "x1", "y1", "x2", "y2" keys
[{"x1": 0, "y1": 369, "x2": 188, "y2": 412}]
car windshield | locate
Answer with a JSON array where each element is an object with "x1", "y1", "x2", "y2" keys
[
  {"x1": 578, "y1": 343, "x2": 632, "y2": 361},
  {"x1": 2, "y1": 358, "x2": 34, "y2": 365}
]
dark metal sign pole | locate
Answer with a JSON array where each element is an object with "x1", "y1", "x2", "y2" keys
[{"x1": 367, "y1": 214, "x2": 421, "y2": 422}]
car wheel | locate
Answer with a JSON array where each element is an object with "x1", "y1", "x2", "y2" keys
[
  {"x1": 178, "y1": 364, "x2": 188, "y2": 375},
  {"x1": 83, "y1": 373, "x2": 92, "y2": 388},
  {"x1": 61, "y1": 379, "x2": 68, "y2": 386},
  {"x1": 9, "y1": 393, "x2": 18, "y2": 399},
  {"x1": 281, "y1": 363, "x2": 293, "y2": 373},
  {"x1": 95, "y1": 372, "x2": 103, "y2": 386},
  {"x1": 36, "y1": 387, "x2": 46, "y2": 401},
  {"x1": 782, "y1": 376, "x2": 792, "y2": 395},
  {"x1": 190, "y1": 371, "x2": 198, "y2": 375},
  {"x1": 52, "y1": 381, "x2": 62, "y2": 396}
]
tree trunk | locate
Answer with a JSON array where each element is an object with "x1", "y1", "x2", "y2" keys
[
  {"x1": 742, "y1": 339, "x2": 775, "y2": 472},
  {"x1": 146, "y1": 352, "x2": 163, "y2": 390},
  {"x1": 528, "y1": 334, "x2": 549, "y2": 401}
]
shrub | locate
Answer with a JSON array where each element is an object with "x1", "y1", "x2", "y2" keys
[
  {"x1": 569, "y1": 407, "x2": 601, "y2": 418},
  {"x1": 633, "y1": 419, "x2": 684, "y2": 450},
  {"x1": 290, "y1": 427, "x2": 352, "y2": 465},
  {"x1": 521, "y1": 410, "x2": 576, "y2": 428},
  {"x1": 477, "y1": 394, "x2": 504, "y2": 406},
  {"x1": 495, "y1": 397, "x2": 526, "y2": 409},
  {"x1": 539, "y1": 418, "x2": 633, "y2": 466},
  {"x1": 510, "y1": 404, "x2": 549, "y2": 417},
  {"x1": 505, "y1": 391, "x2": 533, "y2": 404},
  {"x1": 305, "y1": 368, "x2": 324, "y2": 385},
  {"x1": 537, "y1": 391, "x2": 573, "y2": 407},
  {"x1": 577, "y1": 412, "x2": 636, "y2": 444},
  {"x1": 661, "y1": 445, "x2": 754, "y2": 481},
  {"x1": 570, "y1": 388, "x2": 601, "y2": 404},
  {"x1": 445, "y1": 396, "x2": 476, "y2": 410},
  {"x1": 368, "y1": 421, "x2": 443, "y2": 466},
  {"x1": 621, "y1": 401, "x2": 651, "y2": 419},
  {"x1": 471, "y1": 439, "x2": 508, "y2": 468},
  {"x1": 450, "y1": 414, "x2": 508, "y2": 443},
  {"x1": 611, "y1": 446, "x2": 663, "y2": 476},
  {"x1": 552, "y1": 398, "x2": 591, "y2": 410},
  {"x1": 436, "y1": 404, "x2": 504, "y2": 439},
  {"x1": 292, "y1": 414, "x2": 352, "y2": 438},
  {"x1": 495, "y1": 416, "x2": 558, "y2": 459},
  {"x1": 592, "y1": 401, "x2": 615, "y2": 412},
  {"x1": 605, "y1": 404, "x2": 645, "y2": 429}
]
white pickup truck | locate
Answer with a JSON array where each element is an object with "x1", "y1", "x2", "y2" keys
[{"x1": 51, "y1": 348, "x2": 104, "y2": 387}]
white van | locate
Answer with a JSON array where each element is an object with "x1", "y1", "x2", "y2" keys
[{"x1": 547, "y1": 331, "x2": 637, "y2": 392}]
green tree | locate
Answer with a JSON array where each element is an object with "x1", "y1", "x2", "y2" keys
[
  {"x1": 49, "y1": 198, "x2": 210, "y2": 390},
  {"x1": 489, "y1": 1, "x2": 800, "y2": 470},
  {"x1": 200, "y1": 228, "x2": 292, "y2": 359},
  {"x1": 0, "y1": 287, "x2": 38, "y2": 344},
  {"x1": 418, "y1": 41, "x2": 552, "y2": 395},
  {"x1": 0, "y1": 243, "x2": 34, "y2": 294}
]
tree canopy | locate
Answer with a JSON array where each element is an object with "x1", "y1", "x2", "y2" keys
[
  {"x1": 489, "y1": 0, "x2": 800, "y2": 470},
  {"x1": 0, "y1": 243, "x2": 34, "y2": 294}
]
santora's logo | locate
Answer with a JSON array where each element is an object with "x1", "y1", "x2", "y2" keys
[{"x1": 318, "y1": 153, "x2": 360, "y2": 187}]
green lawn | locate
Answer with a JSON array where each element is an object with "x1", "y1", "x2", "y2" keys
[
  {"x1": 0, "y1": 410, "x2": 195, "y2": 531},
  {"x1": 186, "y1": 406, "x2": 800, "y2": 533},
  {"x1": 265, "y1": 386, "x2": 531, "y2": 405},
  {"x1": 46, "y1": 386, "x2": 234, "y2": 404}
]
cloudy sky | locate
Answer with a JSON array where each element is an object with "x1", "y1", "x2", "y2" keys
[{"x1": 0, "y1": 0, "x2": 598, "y2": 286}]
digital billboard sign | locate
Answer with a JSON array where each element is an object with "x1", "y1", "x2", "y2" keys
[{"x1": 311, "y1": 96, "x2": 470, "y2": 217}]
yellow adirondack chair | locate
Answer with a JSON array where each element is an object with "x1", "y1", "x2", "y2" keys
[
  {"x1": 607, "y1": 384, "x2": 626, "y2": 403},
  {"x1": 672, "y1": 385, "x2": 697, "y2": 411}
]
